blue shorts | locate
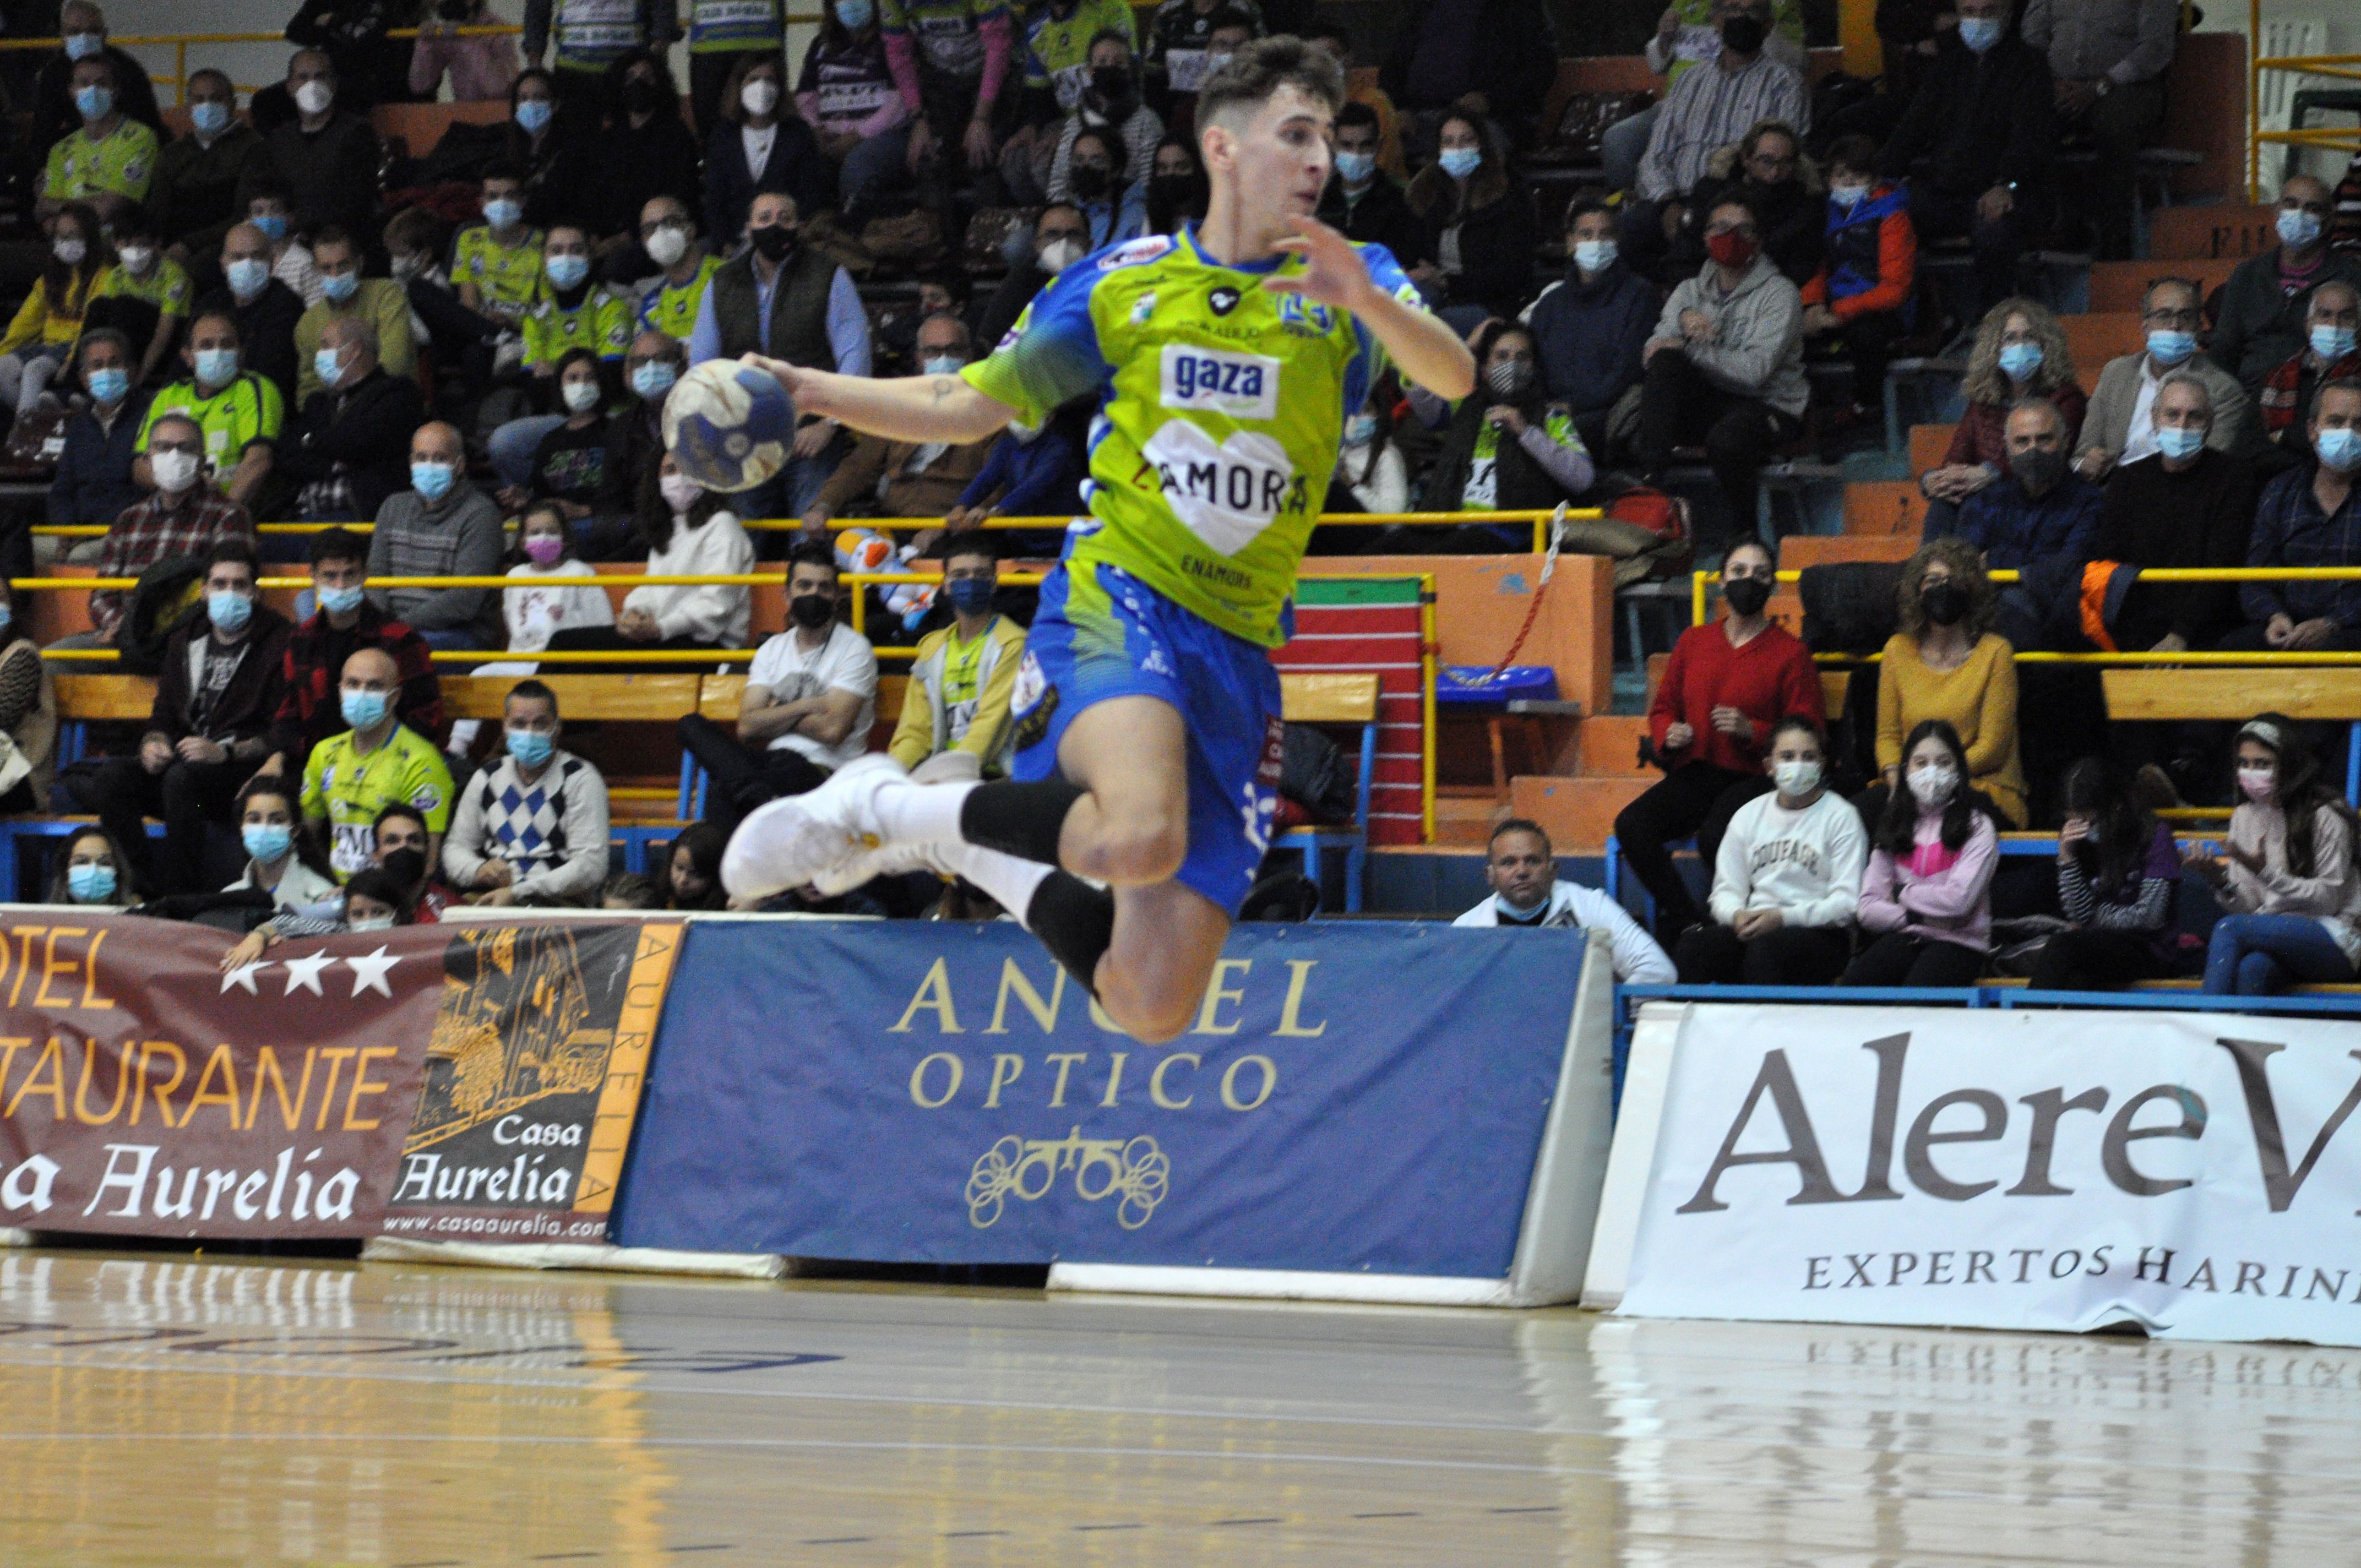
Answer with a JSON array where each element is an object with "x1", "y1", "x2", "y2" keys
[{"x1": 1009, "y1": 560, "x2": 1283, "y2": 916}]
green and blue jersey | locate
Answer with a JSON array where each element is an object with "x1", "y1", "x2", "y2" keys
[{"x1": 960, "y1": 227, "x2": 1424, "y2": 649}]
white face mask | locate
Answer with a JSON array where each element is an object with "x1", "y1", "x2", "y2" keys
[
  {"x1": 644, "y1": 222, "x2": 688, "y2": 267},
  {"x1": 149, "y1": 447, "x2": 202, "y2": 494},
  {"x1": 561, "y1": 378, "x2": 601, "y2": 413},
  {"x1": 347, "y1": 913, "x2": 396, "y2": 932},
  {"x1": 659, "y1": 471, "x2": 703, "y2": 514},
  {"x1": 1907, "y1": 763, "x2": 1960, "y2": 809},
  {"x1": 740, "y1": 79, "x2": 780, "y2": 117},
  {"x1": 116, "y1": 244, "x2": 153, "y2": 275},
  {"x1": 293, "y1": 79, "x2": 334, "y2": 116},
  {"x1": 1037, "y1": 237, "x2": 1085, "y2": 274},
  {"x1": 1772, "y1": 758, "x2": 1822, "y2": 798}
]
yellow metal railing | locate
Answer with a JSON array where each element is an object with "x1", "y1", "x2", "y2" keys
[{"x1": 2249, "y1": 0, "x2": 2361, "y2": 198}]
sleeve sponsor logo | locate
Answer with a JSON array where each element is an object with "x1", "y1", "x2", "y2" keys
[{"x1": 1097, "y1": 235, "x2": 1175, "y2": 271}]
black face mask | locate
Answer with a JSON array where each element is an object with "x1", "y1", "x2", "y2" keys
[
  {"x1": 1720, "y1": 15, "x2": 1767, "y2": 55},
  {"x1": 1069, "y1": 163, "x2": 1111, "y2": 199},
  {"x1": 1150, "y1": 173, "x2": 1196, "y2": 209},
  {"x1": 750, "y1": 222, "x2": 798, "y2": 261},
  {"x1": 379, "y1": 847, "x2": 426, "y2": 891},
  {"x1": 790, "y1": 592, "x2": 835, "y2": 629},
  {"x1": 1921, "y1": 581, "x2": 1971, "y2": 627},
  {"x1": 2011, "y1": 446, "x2": 2066, "y2": 493},
  {"x1": 622, "y1": 77, "x2": 663, "y2": 115},
  {"x1": 1722, "y1": 576, "x2": 1772, "y2": 617},
  {"x1": 1091, "y1": 66, "x2": 1132, "y2": 103}
]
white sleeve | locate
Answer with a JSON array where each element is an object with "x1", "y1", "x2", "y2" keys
[
  {"x1": 1576, "y1": 884, "x2": 1675, "y2": 984},
  {"x1": 828, "y1": 629, "x2": 880, "y2": 697},
  {"x1": 1707, "y1": 800, "x2": 1755, "y2": 925},
  {"x1": 1450, "y1": 902, "x2": 1493, "y2": 927},
  {"x1": 1790, "y1": 799, "x2": 1869, "y2": 929}
]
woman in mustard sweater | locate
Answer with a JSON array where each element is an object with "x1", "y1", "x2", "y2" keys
[
  {"x1": 1873, "y1": 538, "x2": 2026, "y2": 828},
  {"x1": 0, "y1": 202, "x2": 108, "y2": 415}
]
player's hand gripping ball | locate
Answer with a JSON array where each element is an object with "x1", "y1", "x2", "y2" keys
[{"x1": 662, "y1": 359, "x2": 797, "y2": 493}]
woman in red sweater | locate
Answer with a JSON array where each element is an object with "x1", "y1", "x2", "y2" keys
[
  {"x1": 1800, "y1": 135, "x2": 1918, "y2": 428},
  {"x1": 1615, "y1": 539, "x2": 1828, "y2": 940}
]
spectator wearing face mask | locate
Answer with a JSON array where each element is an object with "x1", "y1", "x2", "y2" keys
[
  {"x1": 1054, "y1": 125, "x2": 1146, "y2": 248},
  {"x1": 138, "y1": 308, "x2": 284, "y2": 510},
  {"x1": 453, "y1": 167, "x2": 547, "y2": 330},
  {"x1": 2186, "y1": 714, "x2": 2361, "y2": 995},
  {"x1": 2077, "y1": 278, "x2": 2257, "y2": 483},
  {"x1": 235, "y1": 179, "x2": 323, "y2": 309},
  {"x1": 1141, "y1": 0, "x2": 1258, "y2": 126},
  {"x1": 149, "y1": 69, "x2": 263, "y2": 259},
  {"x1": 1144, "y1": 134, "x2": 1207, "y2": 235},
  {"x1": 84, "y1": 205, "x2": 188, "y2": 390},
  {"x1": 1451, "y1": 819, "x2": 1675, "y2": 983},
  {"x1": 62, "y1": 411, "x2": 256, "y2": 649},
  {"x1": 2260, "y1": 282, "x2": 2361, "y2": 468},
  {"x1": 2226, "y1": 378, "x2": 2361, "y2": 656},
  {"x1": 368, "y1": 804, "x2": 459, "y2": 920},
  {"x1": 545, "y1": 455, "x2": 756, "y2": 660},
  {"x1": 1522, "y1": 198, "x2": 1656, "y2": 454},
  {"x1": 2087, "y1": 372, "x2": 2254, "y2": 659},
  {"x1": 503, "y1": 501, "x2": 616, "y2": 658},
  {"x1": 537, "y1": 47, "x2": 701, "y2": 241},
  {"x1": 802, "y1": 314, "x2": 997, "y2": 532},
  {"x1": 1331, "y1": 398, "x2": 1408, "y2": 516},
  {"x1": 676, "y1": 541, "x2": 878, "y2": 836},
  {"x1": 277, "y1": 313, "x2": 427, "y2": 525},
  {"x1": 705, "y1": 53, "x2": 832, "y2": 247},
  {"x1": 944, "y1": 401, "x2": 1086, "y2": 537},
  {"x1": 1008, "y1": 0, "x2": 1136, "y2": 204},
  {"x1": 38, "y1": 52, "x2": 156, "y2": 230},
  {"x1": 1315, "y1": 101, "x2": 1427, "y2": 269},
  {"x1": 214, "y1": 221, "x2": 305, "y2": 405},
  {"x1": 410, "y1": 0, "x2": 522, "y2": 103},
  {"x1": 797, "y1": 0, "x2": 913, "y2": 219},
  {"x1": 223, "y1": 775, "x2": 340, "y2": 912},
  {"x1": 888, "y1": 537, "x2": 1027, "y2": 780},
  {"x1": 1044, "y1": 32, "x2": 1161, "y2": 205},
  {"x1": 2024, "y1": 757, "x2": 2183, "y2": 990},
  {"x1": 47, "y1": 329, "x2": 152, "y2": 562},
  {"x1": 34, "y1": 4, "x2": 162, "y2": 154},
  {"x1": 977, "y1": 204, "x2": 1090, "y2": 349},
  {"x1": 2210, "y1": 177, "x2": 2361, "y2": 397},
  {"x1": 1660, "y1": 119, "x2": 1821, "y2": 290},
  {"x1": 1920, "y1": 298, "x2": 2086, "y2": 533},
  {"x1": 366, "y1": 422, "x2": 505, "y2": 652},
  {"x1": 258, "y1": 527, "x2": 445, "y2": 780},
  {"x1": 1798, "y1": 134, "x2": 1916, "y2": 427},
  {"x1": 74, "y1": 540, "x2": 290, "y2": 895},
  {"x1": 600, "y1": 330, "x2": 688, "y2": 526},
  {"x1": 1415, "y1": 320, "x2": 1594, "y2": 533},
  {"x1": 1676, "y1": 717, "x2": 1867, "y2": 986},
  {"x1": 1875, "y1": 539, "x2": 2025, "y2": 827},
  {"x1": 217, "y1": 865, "x2": 417, "y2": 973},
  {"x1": 633, "y1": 197, "x2": 720, "y2": 346},
  {"x1": 523, "y1": 0, "x2": 677, "y2": 117},
  {"x1": 485, "y1": 222, "x2": 633, "y2": 495},
  {"x1": 300, "y1": 646, "x2": 455, "y2": 881},
  {"x1": 1951, "y1": 397, "x2": 2101, "y2": 649},
  {"x1": 0, "y1": 202, "x2": 109, "y2": 417},
  {"x1": 1845, "y1": 717, "x2": 2000, "y2": 988},
  {"x1": 292, "y1": 226, "x2": 417, "y2": 404},
  {"x1": 240, "y1": 51, "x2": 381, "y2": 242},
  {"x1": 443, "y1": 680, "x2": 611, "y2": 907},
  {"x1": 381, "y1": 206, "x2": 451, "y2": 352},
  {"x1": 1406, "y1": 107, "x2": 1534, "y2": 325},
  {"x1": 48, "y1": 825, "x2": 138, "y2": 909}
]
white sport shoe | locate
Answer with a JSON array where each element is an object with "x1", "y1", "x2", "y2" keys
[
  {"x1": 720, "y1": 754, "x2": 908, "y2": 900},
  {"x1": 813, "y1": 838, "x2": 947, "y2": 898}
]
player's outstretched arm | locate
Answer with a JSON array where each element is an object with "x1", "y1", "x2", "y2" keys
[
  {"x1": 1264, "y1": 217, "x2": 1476, "y2": 402},
  {"x1": 739, "y1": 355, "x2": 1020, "y2": 446}
]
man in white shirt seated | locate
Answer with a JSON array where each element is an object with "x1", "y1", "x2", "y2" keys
[
  {"x1": 675, "y1": 540, "x2": 879, "y2": 837},
  {"x1": 1451, "y1": 818, "x2": 1677, "y2": 984}
]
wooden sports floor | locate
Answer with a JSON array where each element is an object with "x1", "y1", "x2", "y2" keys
[{"x1": 0, "y1": 1250, "x2": 2351, "y2": 1566}]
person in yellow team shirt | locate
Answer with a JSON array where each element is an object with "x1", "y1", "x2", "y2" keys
[
  {"x1": 89, "y1": 204, "x2": 191, "y2": 386},
  {"x1": 888, "y1": 536, "x2": 1027, "y2": 781},
  {"x1": 634, "y1": 194, "x2": 721, "y2": 341},
  {"x1": 0, "y1": 202, "x2": 110, "y2": 415},
  {"x1": 301, "y1": 646, "x2": 454, "y2": 881}
]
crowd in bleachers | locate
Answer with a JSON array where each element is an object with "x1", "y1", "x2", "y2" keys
[{"x1": 0, "y1": 0, "x2": 2357, "y2": 998}]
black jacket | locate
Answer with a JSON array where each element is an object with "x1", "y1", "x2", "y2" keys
[
  {"x1": 551, "y1": 115, "x2": 703, "y2": 242},
  {"x1": 1879, "y1": 33, "x2": 2054, "y2": 199},
  {"x1": 1316, "y1": 174, "x2": 1432, "y2": 270},
  {"x1": 2092, "y1": 448, "x2": 2257, "y2": 650},
  {"x1": 1379, "y1": 0, "x2": 1556, "y2": 135},
  {"x1": 148, "y1": 607, "x2": 295, "y2": 747},
  {"x1": 704, "y1": 117, "x2": 833, "y2": 248},
  {"x1": 276, "y1": 367, "x2": 429, "y2": 522},
  {"x1": 243, "y1": 112, "x2": 385, "y2": 241},
  {"x1": 1410, "y1": 179, "x2": 1536, "y2": 320}
]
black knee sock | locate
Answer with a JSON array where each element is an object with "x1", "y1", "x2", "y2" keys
[
  {"x1": 960, "y1": 778, "x2": 1086, "y2": 865},
  {"x1": 1025, "y1": 870, "x2": 1114, "y2": 994}
]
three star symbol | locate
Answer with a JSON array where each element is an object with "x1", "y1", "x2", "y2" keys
[{"x1": 217, "y1": 948, "x2": 405, "y2": 998}]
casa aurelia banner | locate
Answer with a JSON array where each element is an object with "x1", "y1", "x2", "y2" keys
[
  {"x1": 1620, "y1": 1005, "x2": 2361, "y2": 1346},
  {"x1": 0, "y1": 913, "x2": 678, "y2": 1243},
  {"x1": 614, "y1": 922, "x2": 1588, "y2": 1276}
]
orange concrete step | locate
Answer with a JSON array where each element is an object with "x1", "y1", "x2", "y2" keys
[
  {"x1": 1573, "y1": 715, "x2": 1652, "y2": 777},
  {"x1": 1910, "y1": 423, "x2": 1956, "y2": 474},
  {"x1": 1782, "y1": 532, "x2": 1919, "y2": 572},
  {"x1": 1841, "y1": 480, "x2": 1929, "y2": 540},
  {"x1": 1433, "y1": 788, "x2": 1503, "y2": 847},
  {"x1": 1511, "y1": 775, "x2": 1653, "y2": 853}
]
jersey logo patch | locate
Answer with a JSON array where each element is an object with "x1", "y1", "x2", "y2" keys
[
  {"x1": 1207, "y1": 285, "x2": 1240, "y2": 316},
  {"x1": 1159, "y1": 344, "x2": 1280, "y2": 421},
  {"x1": 1137, "y1": 420, "x2": 1299, "y2": 557},
  {"x1": 1097, "y1": 235, "x2": 1175, "y2": 271}
]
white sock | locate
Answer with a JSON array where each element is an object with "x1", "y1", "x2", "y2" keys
[
  {"x1": 876, "y1": 778, "x2": 977, "y2": 845},
  {"x1": 933, "y1": 839, "x2": 1054, "y2": 924}
]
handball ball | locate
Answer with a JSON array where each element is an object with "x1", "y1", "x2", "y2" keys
[{"x1": 662, "y1": 360, "x2": 795, "y2": 493}]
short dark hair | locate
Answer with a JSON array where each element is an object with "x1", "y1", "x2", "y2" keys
[
  {"x1": 1565, "y1": 195, "x2": 1613, "y2": 232},
  {"x1": 1705, "y1": 191, "x2": 1760, "y2": 231},
  {"x1": 1488, "y1": 817, "x2": 1552, "y2": 857},
  {"x1": 1196, "y1": 35, "x2": 1343, "y2": 131},
  {"x1": 205, "y1": 537, "x2": 260, "y2": 576},
  {"x1": 507, "y1": 677, "x2": 559, "y2": 718},
  {"x1": 1769, "y1": 715, "x2": 1824, "y2": 749},
  {"x1": 188, "y1": 307, "x2": 241, "y2": 342},
  {"x1": 1335, "y1": 100, "x2": 1380, "y2": 134},
  {"x1": 312, "y1": 223, "x2": 356, "y2": 256},
  {"x1": 246, "y1": 172, "x2": 294, "y2": 206},
  {"x1": 373, "y1": 802, "x2": 428, "y2": 839},
  {"x1": 938, "y1": 533, "x2": 998, "y2": 568},
  {"x1": 1825, "y1": 133, "x2": 1879, "y2": 176},
  {"x1": 342, "y1": 866, "x2": 413, "y2": 920},
  {"x1": 112, "y1": 202, "x2": 155, "y2": 241},
  {"x1": 786, "y1": 537, "x2": 838, "y2": 576},
  {"x1": 481, "y1": 160, "x2": 527, "y2": 186},
  {"x1": 237, "y1": 774, "x2": 298, "y2": 815},
  {"x1": 309, "y1": 525, "x2": 368, "y2": 568}
]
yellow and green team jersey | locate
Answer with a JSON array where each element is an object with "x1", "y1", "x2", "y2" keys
[
  {"x1": 638, "y1": 255, "x2": 720, "y2": 341},
  {"x1": 451, "y1": 223, "x2": 547, "y2": 322},
  {"x1": 96, "y1": 255, "x2": 193, "y2": 318},
  {"x1": 1462, "y1": 407, "x2": 1587, "y2": 510},
  {"x1": 301, "y1": 722, "x2": 455, "y2": 880},
  {"x1": 1023, "y1": 0, "x2": 1136, "y2": 111},
  {"x1": 961, "y1": 228, "x2": 1424, "y2": 649},
  {"x1": 43, "y1": 118, "x2": 156, "y2": 202},
  {"x1": 139, "y1": 371, "x2": 285, "y2": 491},
  {"x1": 522, "y1": 288, "x2": 633, "y2": 371}
]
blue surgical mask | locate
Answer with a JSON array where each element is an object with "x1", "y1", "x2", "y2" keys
[
  {"x1": 1573, "y1": 238, "x2": 1617, "y2": 274},
  {"x1": 1345, "y1": 412, "x2": 1378, "y2": 443},
  {"x1": 252, "y1": 213, "x2": 288, "y2": 242},
  {"x1": 242, "y1": 822, "x2": 293, "y2": 864},
  {"x1": 411, "y1": 460, "x2": 455, "y2": 502},
  {"x1": 2146, "y1": 329, "x2": 2197, "y2": 368},
  {"x1": 1332, "y1": 150, "x2": 1375, "y2": 183},
  {"x1": 74, "y1": 84, "x2": 112, "y2": 121},
  {"x1": 340, "y1": 688, "x2": 389, "y2": 730},
  {"x1": 1437, "y1": 147, "x2": 1481, "y2": 181},
  {"x1": 2313, "y1": 325, "x2": 2358, "y2": 362},
  {"x1": 67, "y1": 862, "x2": 116, "y2": 902},
  {"x1": 319, "y1": 270, "x2": 358, "y2": 302},
  {"x1": 514, "y1": 98, "x2": 552, "y2": 134},
  {"x1": 191, "y1": 100, "x2": 231, "y2": 136},
  {"x1": 1998, "y1": 341, "x2": 2044, "y2": 381},
  {"x1": 313, "y1": 346, "x2": 345, "y2": 388},
  {"x1": 506, "y1": 727, "x2": 554, "y2": 768},
  {"x1": 1957, "y1": 16, "x2": 2003, "y2": 52},
  {"x1": 921, "y1": 355, "x2": 965, "y2": 377},
  {"x1": 2155, "y1": 425, "x2": 2206, "y2": 461},
  {"x1": 483, "y1": 197, "x2": 523, "y2": 230},
  {"x1": 0, "y1": 605, "x2": 14, "y2": 633},
  {"x1": 630, "y1": 360, "x2": 677, "y2": 399},
  {"x1": 208, "y1": 590, "x2": 253, "y2": 631},
  {"x1": 546, "y1": 254, "x2": 589, "y2": 289},
  {"x1": 86, "y1": 366, "x2": 128, "y2": 404},
  {"x1": 2322, "y1": 426, "x2": 2361, "y2": 475},
  {"x1": 226, "y1": 257, "x2": 271, "y2": 300},
  {"x1": 194, "y1": 346, "x2": 239, "y2": 385},
  {"x1": 944, "y1": 577, "x2": 995, "y2": 615},
  {"x1": 836, "y1": 0, "x2": 874, "y2": 27},
  {"x1": 2278, "y1": 208, "x2": 2324, "y2": 251},
  {"x1": 63, "y1": 31, "x2": 102, "y2": 61},
  {"x1": 318, "y1": 583, "x2": 366, "y2": 616}
]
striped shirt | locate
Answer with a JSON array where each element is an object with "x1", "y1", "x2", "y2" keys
[{"x1": 1635, "y1": 51, "x2": 1809, "y2": 204}]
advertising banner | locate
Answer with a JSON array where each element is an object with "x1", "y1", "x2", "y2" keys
[
  {"x1": 613, "y1": 922, "x2": 1589, "y2": 1277},
  {"x1": 0, "y1": 913, "x2": 678, "y2": 1243},
  {"x1": 1617, "y1": 1004, "x2": 2361, "y2": 1346}
]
